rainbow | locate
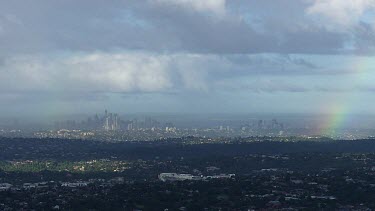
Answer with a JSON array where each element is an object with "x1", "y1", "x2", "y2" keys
[
  {"x1": 318, "y1": 101, "x2": 348, "y2": 137},
  {"x1": 317, "y1": 56, "x2": 375, "y2": 137}
]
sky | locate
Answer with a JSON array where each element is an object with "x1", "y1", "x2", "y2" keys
[{"x1": 1, "y1": 0, "x2": 375, "y2": 119}]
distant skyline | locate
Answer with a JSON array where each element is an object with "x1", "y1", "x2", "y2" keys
[{"x1": 1, "y1": 0, "x2": 375, "y2": 121}]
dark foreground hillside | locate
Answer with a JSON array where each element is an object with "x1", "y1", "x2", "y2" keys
[
  {"x1": 1, "y1": 137, "x2": 375, "y2": 160},
  {"x1": 1, "y1": 137, "x2": 375, "y2": 210}
]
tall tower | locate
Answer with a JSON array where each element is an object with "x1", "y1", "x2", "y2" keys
[
  {"x1": 104, "y1": 117, "x2": 109, "y2": 131},
  {"x1": 114, "y1": 114, "x2": 118, "y2": 130}
]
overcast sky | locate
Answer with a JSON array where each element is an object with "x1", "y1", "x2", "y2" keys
[{"x1": 1, "y1": 0, "x2": 375, "y2": 119}]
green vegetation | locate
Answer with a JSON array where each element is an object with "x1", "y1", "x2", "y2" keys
[{"x1": 0, "y1": 160, "x2": 129, "y2": 173}]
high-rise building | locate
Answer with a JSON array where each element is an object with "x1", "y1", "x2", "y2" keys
[
  {"x1": 114, "y1": 114, "x2": 118, "y2": 130},
  {"x1": 104, "y1": 116, "x2": 110, "y2": 131},
  {"x1": 102, "y1": 111, "x2": 120, "y2": 131},
  {"x1": 258, "y1": 120, "x2": 264, "y2": 130}
]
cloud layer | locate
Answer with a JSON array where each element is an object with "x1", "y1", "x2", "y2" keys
[
  {"x1": 0, "y1": 0, "x2": 375, "y2": 115},
  {"x1": 1, "y1": 0, "x2": 374, "y2": 55}
]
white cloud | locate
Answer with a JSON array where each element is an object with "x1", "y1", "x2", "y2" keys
[
  {"x1": 66, "y1": 53, "x2": 174, "y2": 92},
  {"x1": 307, "y1": 0, "x2": 375, "y2": 29},
  {"x1": 153, "y1": 0, "x2": 226, "y2": 16},
  {"x1": 0, "y1": 52, "x2": 224, "y2": 95},
  {"x1": 0, "y1": 52, "x2": 174, "y2": 93}
]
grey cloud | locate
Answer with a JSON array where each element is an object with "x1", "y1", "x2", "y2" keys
[
  {"x1": 0, "y1": 0, "x2": 356, "y2": 55},
  {"x1": 314, "y1": 87, "x2": 351, "y2": 93},
  {"x1": 244, "y1": 85, "x2": 310, "y2": 93},
  {"x1": 219, "y1": 54, "x2": 321, "y2": 77},
  {"x1": 357, "y1": 86, "x2": 375, "y2": 92},
  {"x1": 212, "y1": 78, "x2": 310, "y2": 93},
  {"x1": 352, "y1": 22, "x2": 375, "y2": 54},
  {"x1": 0, "y1": 51, "x2": 361, "y2": 98},
  {"x1": 291, "y1": 57, "x2": 318, "y2": 69},
  {"x1": 247, "y1": 80, "x2": 311, "y2": 93},
  {"x1": 0, "y1": 91, "x2": 110, "y2": 105}
]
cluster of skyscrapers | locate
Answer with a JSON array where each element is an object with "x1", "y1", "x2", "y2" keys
[
  {"x1": 54, "y1": 110, "x2": 165, "y2": 131},
  {"x1": 238, "y1": 119, "x2": 285, "y2": 131},
  {"x1": 257, "y1": 119, "x2": 284, "y2": 130},
  {"x1": 54, "y1": 110, "x2": 121, "y2": 131},
  {"x1": 103, "y1": 110, "x2": 119, "y2": 131}
]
